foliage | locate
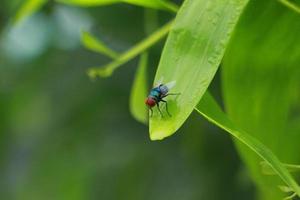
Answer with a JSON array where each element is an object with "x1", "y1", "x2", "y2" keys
[{"x1": 6, "y1": 0, "x2": 300, "y2": 199}]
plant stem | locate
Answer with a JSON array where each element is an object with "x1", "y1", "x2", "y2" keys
[{"x1": 88, "y1": 20, "x2": 173, "y2": 78}]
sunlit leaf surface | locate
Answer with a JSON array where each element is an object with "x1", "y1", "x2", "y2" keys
[{"x1": 149, "y1": 0, "x2": 249, "y2": 140}]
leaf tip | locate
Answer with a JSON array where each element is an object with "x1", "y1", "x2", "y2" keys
[
  {"x1": 150, "y1": 130, "x2": 167, "y2": 141},
  {"x1": 149, "y1": 126, "x2": 174, "y2": 141},
  {"x1": 87, "y1": 67, "x2": 114, "y2": 79}
]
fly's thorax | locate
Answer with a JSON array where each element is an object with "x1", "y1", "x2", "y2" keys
[{"x1": 150, "y1": 88, "x2": 161, "y2": 99}]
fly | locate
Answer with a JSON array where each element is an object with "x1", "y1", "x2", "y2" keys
[{"x1": 145, "y1": 80, "x2": 180, "y2": 117}]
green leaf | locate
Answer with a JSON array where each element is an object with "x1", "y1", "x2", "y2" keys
[
  {"x1": 261, "y1": 161, "x2": 300, "y2": 175},
  {"x1": 195, "y1": 93, "x2": 300, "y2": 198},
  {"x1": 284, "y1": 193, "x2": 297, "y2": 200},
  {"x1": 87, "y1": 20, "x2": 172, "y2": 78},
  {"x1": 56, "y1": 0, "x2": 179, "y2": 12},
  {"x1": 278, "y1": 185, "x2": 293, "y2": 193},
  {"x1": 278, "y1": 0, "x2": 300, "y2": 14},
  {"x1": 222, "y1": 0, "x2": 300, "y2": 198},
  {"x1": 123, "y1": 0, "x2": 178, "y2": 13},
  {"x1": 81, "y1": 30, "x2": 119, "y2": 59},
  {"x1": 129, "y1": 53, "x2": 148, "y2": 124},
  {"x1": 13, "y1": 0, "x2": 48, "y2": 24},
  {"x1": 55, "y1": 0, "x2": 119, "y2": 6},
  {"x1": 149, "y1": 0, "x2": 249, "y2": 140}
]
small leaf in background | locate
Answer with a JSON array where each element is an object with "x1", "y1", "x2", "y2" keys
[
  {"x1": 129, "y1": 53, "x2": 148, "y2": 124},
  {"x1": 87, "y1": 20, "x2": 172, "y2": 79},
  {"x1": 56, "y1": 0, "x2": 178, "y2": 12},
  {"x1": 149, "y1": 0, "x2": 249, "y2": 140},
  {"x1": 81, "y1": 30, "x2": 119, "y2": 59},
  {"x1": 13, "y1": 0, "x2": 48, "y2": 24},
  {"x1": 195, "y1": 93, "x2": 300, "y2": 197}
]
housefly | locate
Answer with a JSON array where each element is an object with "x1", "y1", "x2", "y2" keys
[{"x1": 145, "y1": 80, "x2": 180, "y2": 117}]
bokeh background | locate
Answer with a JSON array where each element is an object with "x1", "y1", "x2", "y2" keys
[{"x1": 0, "y1": 1, "x2": 256, "y2": 199}]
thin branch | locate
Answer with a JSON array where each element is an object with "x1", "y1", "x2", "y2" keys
[{"x1": 88, "y1": 20, "x2": 173, "y2": 78}]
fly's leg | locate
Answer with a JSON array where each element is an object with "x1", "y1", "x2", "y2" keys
[
  {"x1": 163, "y1": 93, "x2": 181, "y2": 97},
  {"x1": 149, "y1": 107, "x2": 153, "y2": 117},
  {"x1": 156, "y1": 102, "x2": 164, "y2": 118},
  {"x1": 161, "y1": 100, "x2": 171, "y2": 117}
]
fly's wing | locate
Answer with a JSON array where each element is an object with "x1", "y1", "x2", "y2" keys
[
  {"x1": 164, "y1": 81, "x2": 176, "y2": 90},
  {"x1": 159, "y1": 80, "x2": 176, "y2": 95},
  {"x1": 153, "y1": 77, "x2": 176, "y2": 94}
]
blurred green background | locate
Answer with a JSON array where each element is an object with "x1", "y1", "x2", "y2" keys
[{"x1": 0, "y1": 1, "x2": 257, "y2": 199}]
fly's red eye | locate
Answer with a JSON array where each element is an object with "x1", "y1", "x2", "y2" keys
[{"x1": 145, "y1": 98, "x2": 156, "y2": 107}]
